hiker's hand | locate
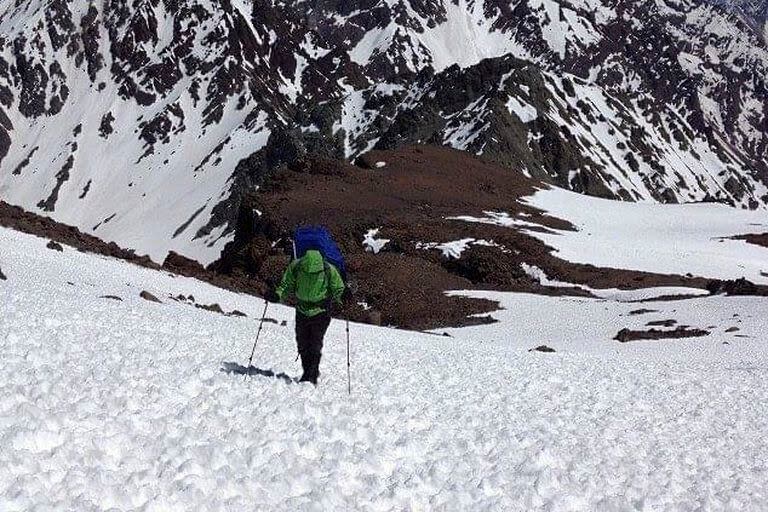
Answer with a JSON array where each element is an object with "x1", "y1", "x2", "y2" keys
[{"x1": 264, "y1": 289, "x2": 280, "y2": 303}]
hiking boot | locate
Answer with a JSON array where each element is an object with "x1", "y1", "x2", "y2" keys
[
  {"x1": 298, "y1": 373, "x2": 314, "y2": 383},
  {"x1": 298, "y1": 352, "x2": 320, "y2": 385}
]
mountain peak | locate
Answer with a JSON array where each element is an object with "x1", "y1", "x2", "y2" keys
[{"x1": 0, "y1": 0, "x2": 766, "y2": 263}]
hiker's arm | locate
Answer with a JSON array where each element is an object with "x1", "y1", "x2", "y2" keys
[
  {"x1": 329, "y1": 267, "x2": 345, "y2": 304},
  {"x1": 275, "y1": 262, "x2": 297, "y2": 302}
]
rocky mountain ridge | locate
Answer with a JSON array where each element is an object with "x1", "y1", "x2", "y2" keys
[{"x1": 0, "y1": 0, "x2": 766, "y2": 263}]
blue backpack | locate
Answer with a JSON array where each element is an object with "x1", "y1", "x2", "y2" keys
[{"x1": 293, "y1": 226, "x2": 347, "y2": 280}]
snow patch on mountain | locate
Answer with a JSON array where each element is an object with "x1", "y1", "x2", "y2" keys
[
  {"x1": 363, "y1": 228, "x2": 390, "y2": 254},
  {"x1": 506, "y1": 96, "x2": 538, "y2": 123},
  {"x1": 521, "y1": 187, "x2": 768, "y2": 283}
]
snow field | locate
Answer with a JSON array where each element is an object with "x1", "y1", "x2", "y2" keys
[
  {"x1": 444, "y1": 290, "x2": 766, "y2": 359},
  {"x1": 519, "y1": 187, "x2": 768, "y2": 284},
  {"x1": 2, "y1": 226, "x2": 768, "y2": 510}
]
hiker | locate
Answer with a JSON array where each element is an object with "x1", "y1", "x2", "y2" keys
[{"x1": 271, "y1": 248, "x2": 345, "y2": 384}]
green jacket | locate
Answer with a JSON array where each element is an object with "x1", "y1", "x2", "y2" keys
[{"x1": 276, "y1": 250, "x2": 345, "y2": 317}]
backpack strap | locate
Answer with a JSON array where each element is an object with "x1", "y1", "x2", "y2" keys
[{"x1": 323, "y1": 261, "x2": 333, "y2": 313}]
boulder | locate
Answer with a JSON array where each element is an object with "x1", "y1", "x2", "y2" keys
[
  {"x1": 140, "y1": 290, "x2": 162, "y2": 303},
  {"x1": 46, "y1": 240, "x2": 64, "y2": 251}
]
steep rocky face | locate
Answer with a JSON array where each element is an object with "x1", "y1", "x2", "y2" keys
[
  {"x1": 0, "y1": 0, "x2": 766, "y2": 263},
  {"x1": 715, "y1": 0, "x2": 767, "y2": 36}
]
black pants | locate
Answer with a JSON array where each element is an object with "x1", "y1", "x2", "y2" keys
[{"x1": 295, "y1": 311, "x2": 331, "y2": 383}]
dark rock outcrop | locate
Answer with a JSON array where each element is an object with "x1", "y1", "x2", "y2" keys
[
  {"x1": 628, "y1": 309, "x2": 659, "y2": 315},
  {"x1": 735, "y1": 233, "x2": 768, "y2": 248},
  {"x1": 706, "y1": 277, "x2": 768, "y2": 296},
  {"x1": 46, "y1": 240, "x2": 64, "y2": 251},
  {"x1": 614, "y1": 326, "x2": 710, "y2": 342},
  {"x1": 195, "y1": 302, "x2": 224, "y2": 314},
  {"x1": 163, "y1": 251, "x2": 206, "y2": 277},
  {"x1": 646, "y1": 319, "x2": 677, "y2": 328},
  {"x1": 139, "y1": 290, "x2": 161, "y2": 303},
  {"x1": 529, "y1": 345, "x2": 556, "y2": 353}
]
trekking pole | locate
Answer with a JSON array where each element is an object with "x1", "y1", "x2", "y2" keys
[
  {"x1": 346, "y1": 319, "x2": 351, "y2": 395},
  {"x1": 245, "y1": 299, "x2": 270, "y2": 379}
]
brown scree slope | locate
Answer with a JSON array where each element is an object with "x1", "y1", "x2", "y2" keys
[{"x1": 212, "y1": 145, "x2": 725, "y2": 330}]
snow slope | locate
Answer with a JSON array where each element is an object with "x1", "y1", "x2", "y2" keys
[
  {"x1": 2, "y1": 225, "x2": 768, "y2": 509},
  {"x1": 518, "y1": 187, "x2": 768, "y2": 284}
]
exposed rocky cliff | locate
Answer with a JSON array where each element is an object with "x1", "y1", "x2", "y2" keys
[{"x1": 0, "y1": 0, "x2": 766, "y2": 262}]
